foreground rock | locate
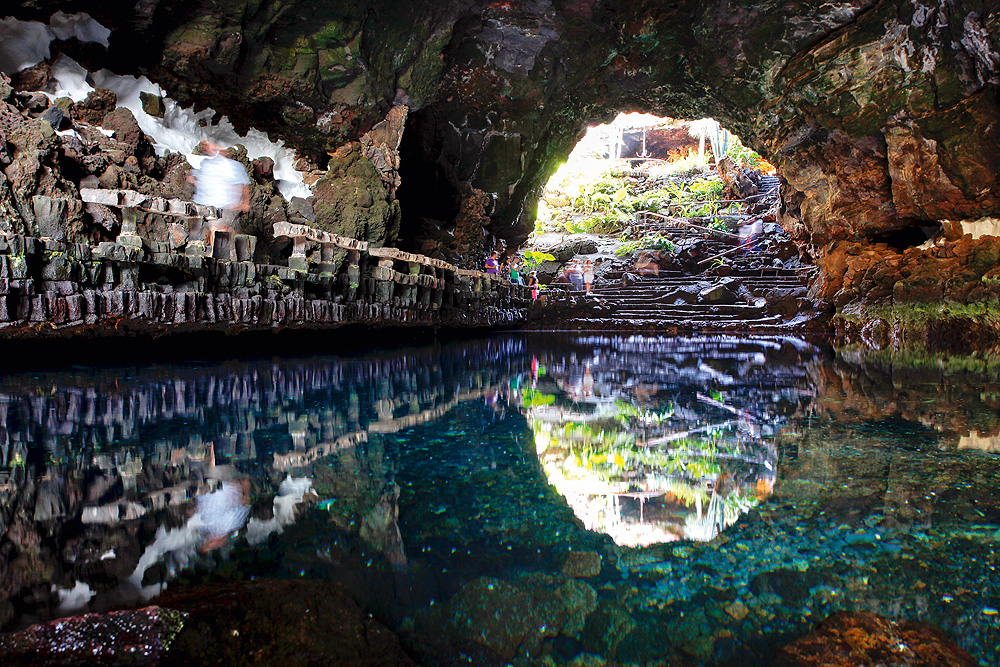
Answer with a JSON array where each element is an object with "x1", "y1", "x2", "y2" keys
[
  {"x1": 0, "y1": 607, "x2": 186, "y2": 666},
  {"x1": 775, "y1": 611, "x2": 978, "y2": 667},
  {"x1": 0, "y1": 580, "x2": 417, "y2": 666},
  {"x1": 409, "y1": 573, "x2": 598, "y2": 664},
  {"x1": 154, "y1": 579, "x2": 418, "y2": 667}
]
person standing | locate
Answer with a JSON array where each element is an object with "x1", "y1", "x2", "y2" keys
[
  {"x1": 485, "y1": 252, "x2": 499, "y2": 275},
  {"x1": 583, "y1": 259, "x2": 595, "y2": 294},
  {"x1": 528, "y1": 271, "x2": 540, "y2": 301},
  {"x1": 509, "y1": 258, "x2": 523, "y2": 285},
  {"x1": 191, "y1": 141, "x2": 251, "y2": 256}
]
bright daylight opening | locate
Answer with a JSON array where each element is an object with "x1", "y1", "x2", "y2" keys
[
  {"x1": 527, "y1": 112, "x2": 776, "y2": 271},
  {"x1": 519, "y1": 115, "x2": 810, "y2": 546}
]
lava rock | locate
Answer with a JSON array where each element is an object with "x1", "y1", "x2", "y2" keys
[
  {"x1": 0, "y1": 606, "x2": 186, "y2": 666},
  {"x1": 414, "y1": 573, "x2": 597, "y2": 663},
  {"x1": 562, "y1": 550, "x2": 602, "y2": 578},
  {"x1": 72, "y1": 88, "x2": 117, "y2": 126},
  {"x1": 774, "y1": 611, "x2": 978, "y2": 667},
  {"x1": 140, "y1": 91, "x2": 165, "y2": 118},
  {"x1": 698, "y1": 282, "x2": 739, "y2": 305},
  {"x1": 548, "y1": 236, "x2": 599, "y2": 263},
  {"x1": 154, "y1": 579, "x2": 418, "y2": 667},
  {"x1": 749, "y1": 568, "x2": 824, "y2": 604}
]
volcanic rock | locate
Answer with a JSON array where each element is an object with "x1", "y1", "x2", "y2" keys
[{"x1": 774, "y1": 611, "x2": 977, "y2": 667}]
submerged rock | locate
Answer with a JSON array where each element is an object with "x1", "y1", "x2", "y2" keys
[
  {"x1": 413, "y1": 572, "x2": 597, "y2": 663},
  {"x1": 774, "y1": 611, "x2": 978, "y2": 667},
  {"x1": 0, "y1": 606, "x2": 186, "y2": 666},
  {"x1": 562, "y1": 550, "x2": 602, "y2": 578},
  {"x1": 154, "y1": 579, "x2": 417, "y2": 667}
]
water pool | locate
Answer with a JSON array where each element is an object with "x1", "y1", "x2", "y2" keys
[{"x1": 0, "y1": 334, "x2": 997, "y2": 665}]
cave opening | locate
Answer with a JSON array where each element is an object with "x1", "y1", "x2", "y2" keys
[
  {"x1": 396, "y1": 106, "x2": 467, "y2": 258},
  {"x1": 530, "y1": 112, "x2": 777, "y2": 262},
  {"x1": 870, "y1": 222, "x2": 944, "y2": 251}
]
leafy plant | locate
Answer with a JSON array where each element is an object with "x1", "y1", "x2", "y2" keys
[
  {"x1": 566, "y1": 211, "x2": 628, "y2": 234},
  {"x1": 616, "y1": 235, "x2": 675, "y2": 257},
  {"x1": 708, "y1": 217, "x2": 733, "y2": 232},
  {"x1": 523, "y1": 251, "x2": 556, "y2": 269},
  {"x1": 725, "y1": 134, "x2": 766, "y2": 168}
]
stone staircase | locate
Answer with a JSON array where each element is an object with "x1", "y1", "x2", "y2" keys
[
  {"x1": 539, "y1": 179, "x2": 820, "y2": 331},
  {"x1": 582, "y1": 269, "x2": 812, "y2": 330}
]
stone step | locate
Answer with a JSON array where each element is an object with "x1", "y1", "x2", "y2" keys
[
  {"x1": 565, "y1": 315, "x2": 786, "y2": 327},
  {"x1": 590, "y1": 283, "x2": 806, "y2": 298},
  {"x1": 614, "y1": 305, "x2": 770, "y2": 317}
]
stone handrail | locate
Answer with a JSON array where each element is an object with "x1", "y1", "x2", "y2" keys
[
  {"x1": 0, "y1": 189, "x2": 532, "y2": 337},
  {"x1": 272, "y1": 221, "x2": 368, "y2": 251}
]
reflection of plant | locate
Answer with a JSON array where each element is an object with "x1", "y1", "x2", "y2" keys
[
  {"x1": 614, "y1": 399, "x2": 675, "y2": 425},
  {"x1": 522, "y1": 389, "x2": 555, "y2": 408}
]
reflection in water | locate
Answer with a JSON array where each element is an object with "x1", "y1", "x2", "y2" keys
[
  {"x1": 525, "y1": 337, "x2": 814, "y2": 545},
  {"x1": 1, "y1": 335, "x2": 999, "y2": 666},
  {"x1": 0, "y1": 339, "x2": 528, "y2": 624}
]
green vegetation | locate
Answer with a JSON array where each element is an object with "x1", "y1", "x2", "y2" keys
[
  {"x1": 522, "y1": 388, "x2": 556, "y2": 408},
  {"x1": 616, "y1": 235, "x2": 674, "y2": 257},
  {"x1": 523, "y1": 251, "x2": 556, "y2": 269},
  {"x1": 725, "y1": 134, "x2": 767, "y2": 169},
  {"x1": 565, "y1": 211, "x2": 628, "y2": 234}
]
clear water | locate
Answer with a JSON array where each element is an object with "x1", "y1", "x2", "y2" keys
[{"x1": 1, "y1": 334, "x2": 998, "y2": 665}]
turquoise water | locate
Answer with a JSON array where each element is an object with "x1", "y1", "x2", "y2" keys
[{"x1": 0, "y1": 334, "x2": 998, "y2": 665}]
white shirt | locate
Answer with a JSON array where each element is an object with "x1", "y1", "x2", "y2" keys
[{"x1": 193, "y1": 153, "x2": 251, "y2": 209}]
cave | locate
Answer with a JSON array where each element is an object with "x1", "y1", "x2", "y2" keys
[
  {"x1": 0, "y1": 0, "x2": 996, "y2": 346},
  {"x1": 0, "y1": 2, "x2": 1000, "y2": 666}
]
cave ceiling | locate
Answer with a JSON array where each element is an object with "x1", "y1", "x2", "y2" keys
[{"x1": 6, "y1": 0, "x2": 1000, "y2": 257}]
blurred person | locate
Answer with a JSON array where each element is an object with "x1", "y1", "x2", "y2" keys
[
  {"x1": 565, "y1": 260, "x2": 583, "y2": 291},
  {"x1": 195, "y1": 477, "x2": 251, "y2": 552},
  {"x1": 191, "y1": 140, "x2": 251, "y2": 255},
  {"x1": 583, "y1": 259, "x2": 595, "y2": 294}
]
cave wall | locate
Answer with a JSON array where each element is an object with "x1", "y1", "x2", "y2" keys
[{"x1": 3, "y1": 0, "x2": 999, "y2": 316}]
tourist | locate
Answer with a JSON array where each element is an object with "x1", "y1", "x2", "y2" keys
[
  {"x1": 565, "y1": 260, "x2": 583, "y2": 291},
  {"x1": 485, "y1": 252, "x2": 499, "y2": 275},
  {"x1": 583, "y1": 259, "x2": 595, "y2": 294},
  {"x1": 191, "y1": 140, "x2": 251, "y2": 256},
  {"x1": 509, "y1": 258, "x2": 523, "y2": 285},
  {"x1": 528, "y1": 271, "x2": 540, "y2": 301}
]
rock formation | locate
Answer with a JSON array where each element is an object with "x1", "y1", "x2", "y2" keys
[{"x1": 0, "y1": 1, "x2": 997, "y2": 347}]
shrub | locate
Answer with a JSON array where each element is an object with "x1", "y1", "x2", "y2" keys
[
  {"x1": 523, "y1": 251, "x2": 556, "y2": 269},
  {"x1": 616, "y1": 235, "x2": 675, "y2": 257}
]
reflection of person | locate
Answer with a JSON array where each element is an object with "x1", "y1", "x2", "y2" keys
[
  {"x1": 191, "y1": 140, "x2": 251, "y2": 255},
  {"x1": 196, "y1": 478, "x2": 250, "y2": 552}
]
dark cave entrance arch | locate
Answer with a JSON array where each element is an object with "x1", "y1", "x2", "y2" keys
[{"x1": 395, "y1": 110, "x2": 764, "y2": 262}]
